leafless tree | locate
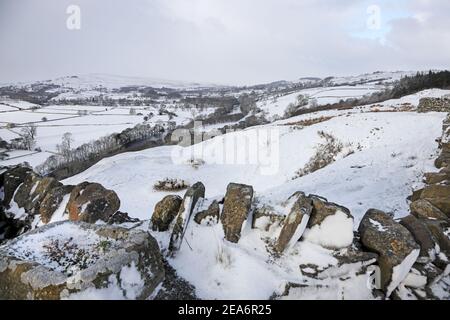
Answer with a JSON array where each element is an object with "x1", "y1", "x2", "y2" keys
[{"x1": 20, "y1": 124, "x2": 37, "y2": 151}]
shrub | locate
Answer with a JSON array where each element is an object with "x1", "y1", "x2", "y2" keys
[
  {"x1": 292, "y1": 131, "x2": 350, "y2": 179},
  {"x1": 153, "y1": 178, "x2": 190, "y2": 191}
]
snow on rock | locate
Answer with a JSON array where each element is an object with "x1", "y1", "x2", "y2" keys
[
  {"x1": 358, "y1": 209, "x2": 420, "y2": 297},
  {"x1": 151, "y1": 195, "x2": 182, "y2": 232},
  {"x1": 303, "y1": 210, "x2": 354, "y2": 249},
  {"x1": 169, "y1": 182, "x2": 205, "y2": 253},
  {"x1": 66, "y1": 182, "x2": 121, "y2": 224},
  {"x1": 387, "y1": 249, "x2": 421, "y2": 297},
  {"x1": 274, "y1": 192, "x2": 312, "y2": 253},
  {"x1": 0, "y1": 221, "x2": 164, "y2": 300}
]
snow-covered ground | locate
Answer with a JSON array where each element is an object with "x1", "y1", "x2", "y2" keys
[
  {"x1": 63, "y1": 110, "x2": 446, "y2": 226},
  {"x1": 65, "y1": 102, "x2": 446, "y2": 300}
]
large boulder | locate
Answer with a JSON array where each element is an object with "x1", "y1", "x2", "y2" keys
[
  {"x1": 302, "y1": 196, "x2": 354, "y2": 249},
  {"x1": 194, "y1": 200, "x2": 220, "y2": 226},
  {"x1": 169, "y1": 182, "x2": 205, "y2": 253},
  {"x1": 66, "y1": 182, "x2": 121, "y2": 224},
  {"x1": 151, "y1": 195, "x2": 182, "y2": 232},
  {"x1": 410, "y1": 199, "x2": 448, "y2": 221},
  {"x1": 399, "y1": 215, "x2": 439, "y2": 263},
  {"x1": 2, "y1": 166, "x2": 33, "y2": 207},
  {"x1": 14, "y1": 173, "x2": 62, "y2": 214},
  {"x1": 358, "y1": 209, "x2": 420, "y2": 297},
  {"x1": 420, "y1": 185, "x2": 450, "y2": 216},
  {"x1": 0, "y1": 221, "x2": 164, "y2": 300},
  {"x1": 39, "y1": 185, "x2": 74, "y2": 224},
  {"x1": 274, "y1": 192, "x2": 312, "y2": 253},
  {"x1": 221, "y1": 183, "x2": 254, "y2": 243}
]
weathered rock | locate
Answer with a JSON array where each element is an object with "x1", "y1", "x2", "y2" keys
[
  {"x1": 14, "y1": 173, "x2": 62, "y2": 214},
  {"x1": 107, "y1": 211, "x2": 140, "y2": 225},
  {"x1": 194, "y1": 200, "x2": 220, "y2": 225},
  {"x1": 422, "y1": 219, "x2": 450, "y2": 254},
  {"x1": 169, "y1": 182, "x2": 205, "y2": 252},
  {"x1": 408, "y1": 188, "x2": 424, "y2": 202},
  {"x1": 308, "y1": 196, "x2": 351, "y2": 226},
  {"x1": 274, "y1": 192, "x2": 312, "y2": 253},
  {"x1": 0, "y1": 221, "x2": 164, "y2": 300},
  {"x1": 424, "y1": 172, "x2": 449, "y2": 185},
  {"x1": 420, "y1": 185, "x2": 450, "y2": 216},
  {"x1": 151, "y1": 195, "x2": 182, "y2": 231},
  {"x1": 39, "y1": 185, "x2": 74, "y2": 224},
  {"x1": 358, "y1": 209, "x2": 420, "y2": 297},
  {"x1": 400, "y1": 215, "x2": 439, "y2": 263},
  {"x1": 252, "y1": 205, "x2": 284, "y2": 232},
  {"x1": 303, "y1": 196, "x2": 354, "y2": 249},
  {"x1": 2, "y1": 166, "x2": 33, "y2": 207},
  {"x1": 221, "y1": 183, "x2": 254, "y2": 243},
  {"x1": 410, "y1": 199, "x2": 448, "y2": 221},
  {"x1": 66, "y1": 182, "x2": 121, "y2": 224}
]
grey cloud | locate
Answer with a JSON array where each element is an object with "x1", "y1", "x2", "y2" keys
[{"x1": 0, "y1": 0, "x2": 448, "y2": 85}]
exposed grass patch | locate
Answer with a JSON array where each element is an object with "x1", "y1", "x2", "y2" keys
[{"x1": 292, "y1": 131, "x2": 352, "y2": 179}]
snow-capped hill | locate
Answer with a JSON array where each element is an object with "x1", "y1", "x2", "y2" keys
[
  {"x1": 48, "y1": 74, "x2": 222, "y2": 90},
  {"x1": 328, "y1": 71, "x2": 419, "y2": 86}
]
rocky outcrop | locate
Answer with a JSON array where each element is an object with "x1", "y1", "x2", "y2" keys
[
  {"x1": 358, "y1": 209, "x2": 420, "y2": 297},
  {"x1": 0, "y1": 165, "x2": 132, "y2": 244},
  {"x1": 274, "y1": 192, "x2": 312, "y2": 253},
  {"x1": 221, "y1": 183, "x2": 254, "y2": 243},
  {"x1": 39, "y1": 185, "x2": 74, "y2": 224},
  {"x1": 66, "y1": 182, "x2": 121, "y2": 224},
  {"x1": 169, "y1": 182, "x2": 205, "y2": 253},
  {"x1": 194, "y1": 200, "x2": 220, "y2": 225},
  {"x1": 0, "y1": 221, "x2": 164, "y2": 300},
  {"x1": 1, "y1": 166, "x2": 33, "y2": 207},
  {"x1": 151, "y1": 195, "x2": 182, "y2": 232},
  {"x1": 14, "y1": 173, "x2": 62, "y2": 215}
]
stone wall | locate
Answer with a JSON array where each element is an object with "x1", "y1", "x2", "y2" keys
[{"x1": 418, "y1": 97, "x2": 450, "y2": 113}]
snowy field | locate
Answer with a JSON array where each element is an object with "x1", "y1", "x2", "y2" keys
[
  {"x1": 257, "y1": 85, "x2": 383, "y2": 120},
  {"x1": 0, "y1": 100, "x2": 216, "y2": 167}
]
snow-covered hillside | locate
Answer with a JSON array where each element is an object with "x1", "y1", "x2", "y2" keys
[
  {"x1": 57, "y1": 107, "x2": 447, "y2": 299},
  {"x1": 62, "y1": 108, "x2": 446, "y2": 224}
]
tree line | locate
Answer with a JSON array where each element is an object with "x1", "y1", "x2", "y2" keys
[{"x1": 36, "y1": 122, "x2": 174, "y2": 176}]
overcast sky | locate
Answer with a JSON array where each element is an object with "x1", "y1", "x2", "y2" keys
[{"x1": 0, "y1": 0, "x2": 449, "y2": 85}]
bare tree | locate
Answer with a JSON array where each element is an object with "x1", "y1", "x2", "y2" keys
[
  {"x1": 20, "y1": 124, "x2": 37, "y2": 151},
  {"x1": 56, "y1": 132, "x2": 74, "y2": 161}
]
